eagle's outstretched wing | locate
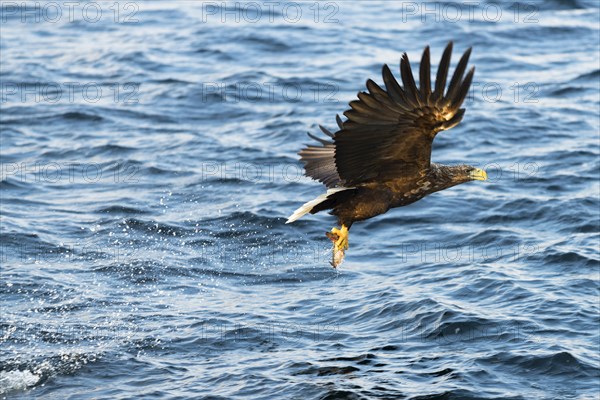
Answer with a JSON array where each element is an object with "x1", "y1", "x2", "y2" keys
[{"x1": 299, "y1": 42, "x2": 474, "y2": 188}]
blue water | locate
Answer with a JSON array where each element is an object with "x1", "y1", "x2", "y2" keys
[{"x1": 1, "y1": 1, "x2": 599, "y2": 399}]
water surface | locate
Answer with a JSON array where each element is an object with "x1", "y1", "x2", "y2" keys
[{"x1": 1, "y1": 1, "x2": 599, "y2": 399}]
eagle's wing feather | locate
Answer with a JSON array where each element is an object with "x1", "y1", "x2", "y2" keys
[
  {"x1": 335, "y1": 42, "x2": 474, "y2": 185},
  {"x1": 299, "y1": 42, "x2": 474, "y2": 188}
]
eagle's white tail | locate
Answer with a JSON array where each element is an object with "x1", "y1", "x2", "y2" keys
[{"x1": 286, "y1": 187, "x2": 350, "y2": 224}]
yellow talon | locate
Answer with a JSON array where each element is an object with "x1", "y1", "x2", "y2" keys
[
  {"x1": 332, "y1": 225, "x2": 349, "y2": 251},
  {"x1": 326, "y1": 225, "x2": 349, "y2": 268}
]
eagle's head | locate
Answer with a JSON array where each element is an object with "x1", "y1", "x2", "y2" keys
[{"x1": 433, "y1": 164, "x2": 488, "y2": 188}]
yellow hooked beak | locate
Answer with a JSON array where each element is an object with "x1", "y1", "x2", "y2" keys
[{"x1": 470, "y1": 168, "x2": 488, "y2": 181}]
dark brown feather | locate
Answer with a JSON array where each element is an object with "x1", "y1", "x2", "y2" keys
[
  {"x1": 382, "y1": 64, "x2": 406, "y2": 106},
  {"x1": 433, "y1": 42, "x2": 453, "y2": 101},
  {"x1": 446, "y1": 47, "x2": 472, "y2": 103},
  {"x1": 400, "y1": 53, "x2": 421, "y2": 106},
  {"x1": 420, "y1": 46, "x2": 431, "y2": 99}
]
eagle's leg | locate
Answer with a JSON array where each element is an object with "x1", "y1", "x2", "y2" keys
[
  {"x1": 330, "y1": 225, "x2": 349, "y2": 250},
  {"x1": 325, "y1": 224, "x2": 349, "y2": 267}
]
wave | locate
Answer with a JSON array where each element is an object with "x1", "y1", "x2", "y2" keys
[
  {"x1": 479, "y1": 351, "x2": 597, "y2": 377},
  {"x1": 0, "y1": 353, "x2": 101, "y2": 395}
]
